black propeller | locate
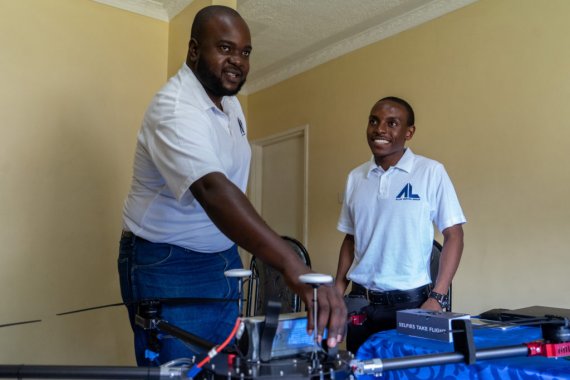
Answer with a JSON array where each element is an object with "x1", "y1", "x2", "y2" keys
[
  {"x1": 56, "y1": 297, "x2": 238, "y2": 316},
  {"x1": 0, "y1": 319, "x2": 42, "y2": 328}
]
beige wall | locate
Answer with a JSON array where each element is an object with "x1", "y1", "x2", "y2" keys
[
  {"x1": 0, "y1": 0, "x2": 167, "y2": 365},
  {"x1": 247, "y1": 0, "x2": 570, "y2": 315}
]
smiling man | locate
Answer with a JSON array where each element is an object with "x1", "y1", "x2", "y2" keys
[
  {"x1": 334, "y1": 96, "x2": 466, "y2": 353},
  {"x1": 119, "y1": 5, "x2": 346, "y2": 366}
]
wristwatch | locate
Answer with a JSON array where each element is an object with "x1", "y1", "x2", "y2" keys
[{"x1": 428, "y1": 291, "x2": 449, "y2": 309}]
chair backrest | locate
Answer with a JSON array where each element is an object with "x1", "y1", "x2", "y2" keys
[
  {"x1": 245, "y1": 236, "x2": 311, "y2": 317},
  {"x1": 429, "y1": 240, "x2": 452, "y2": 311}
]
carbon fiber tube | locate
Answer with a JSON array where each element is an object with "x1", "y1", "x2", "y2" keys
[
  {"x1": 155, "y1": 320, "x2": 214, "y2": 351},
  {"x1": 0, "y1": 365, "x2": 170, "y2": 379},
  {"x1": 381, "y1": 344, "x2": 529, "y2": 372}
]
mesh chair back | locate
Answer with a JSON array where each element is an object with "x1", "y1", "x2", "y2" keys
[{"x1": 246, "y1": 236, "x2": 311, "y2": 316}]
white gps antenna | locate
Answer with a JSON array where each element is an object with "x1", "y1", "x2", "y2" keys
[
  {"x1": 299, "y1": 273, "x2": 334, "y2": 350},
  {"x1": 224, "y1": 269, "x2": 252, "y2": 316}
]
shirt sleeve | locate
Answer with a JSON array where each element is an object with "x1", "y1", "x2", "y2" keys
[
  {"x1": 337, "y1": 174, "x2": 355, "y2": 235},
  {"x1": 143, "y1": 105, "x2": 226, "y2": 204},
  {"x1": 432, "y1": 164, "x2": 467, "y2": 232}
]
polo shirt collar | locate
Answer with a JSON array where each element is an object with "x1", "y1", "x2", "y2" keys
[
  {"x1": 394, "y1": 148, "x2": 415, "y2": 173},
  {"x1": 366, "y1": 148, "x2": 415, "y2": 177},
  {"x1": 365, "y1": 158, "x2": 378, "y2": 177},
  {"x1": 180, "y1": 64, "x2": 228, "y2": 113}
]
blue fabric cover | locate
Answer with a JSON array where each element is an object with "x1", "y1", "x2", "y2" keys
[{"x1": 357, "y1": 326, "x2": 570, "y2": 379}]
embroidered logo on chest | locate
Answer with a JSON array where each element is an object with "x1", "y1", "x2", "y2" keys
[
  {"x1": 396, "y1": 183, "x2": 420, "y2": 201},
  {"x1": 237, "y1": 118, "x2": 245, "y2": 136}
]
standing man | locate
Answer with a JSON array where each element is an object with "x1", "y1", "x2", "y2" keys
[
  {"x1": 119, "y1": 5, "x2": 346, "y2": 366},
  {"x1": 335, "y1": 96, "x2": 465, "y2": 353}
]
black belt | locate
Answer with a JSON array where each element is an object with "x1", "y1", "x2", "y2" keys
[
  {"x1": 121, "y1": 230, "x2": 135, "y2": 239},
  {"x1": 121, "y1": 230, "x2": 151, "y2": 244},
  {"x1": 351, "y1": 283, "x2": 431, "y2": 306}
]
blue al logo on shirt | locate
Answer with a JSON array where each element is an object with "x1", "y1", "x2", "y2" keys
[{"x1": 396, "y1": 183, "x2": 420, "y2": 200}]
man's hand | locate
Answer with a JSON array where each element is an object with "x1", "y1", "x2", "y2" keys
[
  {"x1": 300, "y1": 284, "x2": 347, "y2": 348},
  {"x1": 420, "y1": 297, "x2": 442, "y2": 312}
]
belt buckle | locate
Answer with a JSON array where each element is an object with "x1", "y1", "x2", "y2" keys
[
  {"x1": 393, "y1": 293, "x2": 405, "y2": 304},
  {"x1": 365, "y1": 289, "x2": 372, "y2": 302},
  {"x1": 367, "y1": 289, "x2": 388, "y2": 305}
]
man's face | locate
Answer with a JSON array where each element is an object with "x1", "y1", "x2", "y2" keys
[
  {"x1": 192, "y1": 15, "x2": 252, "y2": 102},
  {"x1": 367, "y1": 100, "x2": 415, "y2": 169}
]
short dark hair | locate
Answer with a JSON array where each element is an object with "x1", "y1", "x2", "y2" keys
[
  {"x1": 378, "y1": 96, "x2": 415, "y2": 126},
  {"x1": 191, "y1": 5, "x2": 242, "y2": 42}
]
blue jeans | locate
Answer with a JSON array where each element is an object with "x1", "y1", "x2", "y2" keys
[{"x1": 118, "y1": 233, "x2": 242, "y2": 366}]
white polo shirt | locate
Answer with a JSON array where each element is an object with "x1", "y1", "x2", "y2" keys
[
  {"x1": 337, "y1": 148, "x2": 466, "y2": 291},
  {"x1": 122, "y1": 64, "x2": 251, "y2": 252}
]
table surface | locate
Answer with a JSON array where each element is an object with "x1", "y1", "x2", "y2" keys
[{"x1": 356, "y1": 324, "x2": 570, "y2": 379}]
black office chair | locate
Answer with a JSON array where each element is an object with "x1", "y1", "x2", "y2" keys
[
  {"x1": 245, "y1": 236, "x2": 311, "y2": 317},
  {"x1": 429, "y1": 240, "x2": 452, "y2": 311}
]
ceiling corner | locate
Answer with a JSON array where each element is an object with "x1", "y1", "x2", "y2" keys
[{"x1": 92, "y1": 0, "x2": 195, "y2": 22}]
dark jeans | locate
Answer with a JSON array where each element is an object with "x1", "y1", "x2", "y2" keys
[
  {"x1": 118, "y1": 233, "x2": 242, "y2": 366},
  {"x1": 345, "y1": 286, "x2": 429, "y2": 354}
]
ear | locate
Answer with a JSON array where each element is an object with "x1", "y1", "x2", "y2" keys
[
  {"x1": 405, "y1": 125, "x2": 416, "y2": 141},
  {"x1": 187, "y1": 38, "x2": 199, "y2": 64}
]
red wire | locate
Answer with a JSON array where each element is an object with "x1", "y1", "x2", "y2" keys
[{"x1": 197, "y1": 317, "x2": 241, "y2": 368}]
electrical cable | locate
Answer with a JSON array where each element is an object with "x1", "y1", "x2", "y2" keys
[{"x1": 187, "y1": 317, "x2": 242, "y2": 378}]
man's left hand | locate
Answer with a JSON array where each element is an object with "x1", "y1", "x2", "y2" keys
[{"x1": 420, "y1": 297, "x2": 443, "y2": 312}]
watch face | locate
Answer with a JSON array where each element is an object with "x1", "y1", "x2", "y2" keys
[{"x1": 429, "y1": 291, "x2": 448, "y2": 308}]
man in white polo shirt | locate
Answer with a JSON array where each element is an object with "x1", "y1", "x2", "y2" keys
[
  {"x1": 119, "y1": 5, "x2": 346, "y2": 366},
  {"x1": 334, "y1": 96, "x2": 466, "y2": 353}
]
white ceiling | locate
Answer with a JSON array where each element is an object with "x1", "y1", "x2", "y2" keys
[{"x1": 94, "y1": 0, "x2": 477, "y2": 94}]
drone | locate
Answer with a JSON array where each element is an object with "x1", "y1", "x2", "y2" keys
[
  {"x1": 0, "y1": 271, "x2": 355, "y2": 380},
  {"x1": 0, "y1": 271, "x2": 569, "y2": 379}
]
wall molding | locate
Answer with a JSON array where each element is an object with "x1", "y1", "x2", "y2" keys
[
  {"x1": 92, "y1": 0, "x2": 194, "y2": 22},
  {"x1": 242, "y1": 0, "x2": 477, "y2": 94}
]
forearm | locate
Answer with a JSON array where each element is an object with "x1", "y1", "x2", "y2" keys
[
  {"x1": 335, "y1": 234, "x2": 355, "y2": 295},
  {"x1": 190, "y1": 172, "x2": 309, "y2": 285},
  {"x1": 432, "y1": 224, "x2": 464, "y2": 294},
  {"x1": 191, "y1": 172, "x2": 347, "y2": 345}
]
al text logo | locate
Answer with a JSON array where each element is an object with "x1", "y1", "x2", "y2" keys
[{"x1": 396, "y1": 183, "x2": 420, "y2": 200}]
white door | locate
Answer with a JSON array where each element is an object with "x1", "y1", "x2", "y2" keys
[
  {"x1": 249, "y1": 125, "x2": 308, "y2": 244},
  {"x1": 240, "y1": 126, "x2": 308, "y2": 316}
]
